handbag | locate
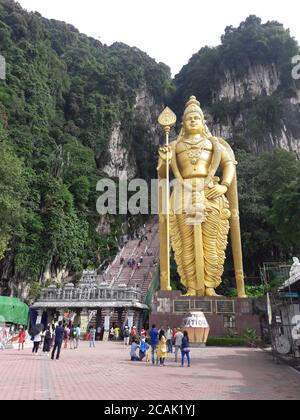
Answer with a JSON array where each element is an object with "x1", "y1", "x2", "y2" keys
[{"x1": 182, "y1": 347, "x2": 190, "y2": 352}]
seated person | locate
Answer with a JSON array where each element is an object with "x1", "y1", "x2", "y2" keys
[
  {"x1": 130, "y1": 339, "x2": 140, "y2": 361},
  {"x1": 139, "y1": 338, "x2": 150, "y2": 361}
]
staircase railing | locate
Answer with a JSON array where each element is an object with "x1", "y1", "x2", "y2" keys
[{"x1": 143, "y1": 269, "x2": 160, "y2": 307}]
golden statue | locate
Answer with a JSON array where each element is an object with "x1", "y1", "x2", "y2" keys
[{"x1": 158, "y1": 96, "x2": 246, "y2": 298}]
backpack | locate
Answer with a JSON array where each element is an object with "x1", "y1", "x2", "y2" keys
[
  {"x1": 73, "y1": 330, "x2": 77, "y2": 337},
  {"x1": 124, "y1": 329, "x2": 130, "y2": 338},
  {"x1": 45, "y1": 330, "x2": 51, "y2": 340}
]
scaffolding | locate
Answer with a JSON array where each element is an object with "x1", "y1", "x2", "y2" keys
[{"x1": 260, "y1": 262, "x2": 300, "y2": 367}]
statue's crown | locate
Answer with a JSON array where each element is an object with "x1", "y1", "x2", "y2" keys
[{"x1": 183, "y1": 96, "x2": 204, "y2": 121}]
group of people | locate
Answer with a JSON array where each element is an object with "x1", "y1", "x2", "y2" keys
[
  {"x1": 129, "y1": 325, "x2": 191, "y2": 367},
  {"x1": 121, "y1": 254, "x2": 145, "y2": 271},
  {"x1": 2, "y1": 320, "x2": 191, "y2": 368},
  {"x1": 30, "y1": 322, "x2": 82, "y2": 360},
  {"x1": 0, "y1": 324, "x2": 27, "y2": 351}
]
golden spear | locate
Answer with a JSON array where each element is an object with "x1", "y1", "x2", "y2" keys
[{"x1": 158, "y1": 107, "x2": 177, "y2": 291}]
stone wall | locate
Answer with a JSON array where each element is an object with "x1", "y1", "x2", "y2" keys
[{"x1": 150, "y1": 291, "x2": 261, "y2": 339}]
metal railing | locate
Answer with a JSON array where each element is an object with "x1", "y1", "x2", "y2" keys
[{"x1": 38, "y1": 286, "x2": 143, "y2": 303}]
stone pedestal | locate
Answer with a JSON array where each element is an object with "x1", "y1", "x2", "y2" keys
[
  {"x1": 183, "y1": 311, "x2": 210, "y2": 345},
  {"x1": 150, "y1": 291, "x2": 261, "y2": 342}
]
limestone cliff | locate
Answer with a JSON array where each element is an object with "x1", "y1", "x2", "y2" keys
[
  {"x1": 212, "y1": 64, "x2": 280, "y2": 103},
  {"x1": 103, "y1": 86, "x2": 162, "y2": 179},
  {"x1": 206, "y1": 63, "x2": 300, "y2": 155},
  {"x1": 173, "y1": 16, "x2": 300, "y2": 156},
  {"x1": 103, "y1": 123, "x2": 136, "y2": 179}
]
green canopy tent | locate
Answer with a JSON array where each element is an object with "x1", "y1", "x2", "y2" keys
[{"x1": 0, "y1": 297, "x2": 29, "y2": 326}]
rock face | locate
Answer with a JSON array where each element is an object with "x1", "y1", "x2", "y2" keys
[
  {"x1": 96, "y1": 215, "x2": 112, "y2": 235},
  {"x1": 134, "y1": 87, "x2": 161, "y2": 146},
  {"x1": 103, "y1": 86, "x2": 162, "y2": 179},
  {"x1": 213, "y1": 64, "x2": 280, "y2": 102},
  {"x1": 103, "y1": 123, "x2": 136, "y2": 179},
  {"x1": 41, "y1": 263, "x2": 69, "y2": 285},
  {"x1": 208, "y1": 64, "x2": 300, "y2": 155}
]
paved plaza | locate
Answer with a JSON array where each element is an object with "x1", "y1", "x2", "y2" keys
[{"x1": 0, "y1": 342, "x2": 300, "y2": 400}]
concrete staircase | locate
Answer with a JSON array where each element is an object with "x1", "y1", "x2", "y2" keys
[{"x1": 106, "y1": 220, "x2": 160, "y2": 296}]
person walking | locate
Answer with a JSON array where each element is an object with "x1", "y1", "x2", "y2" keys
[
  {"x1": 149, "y1": 324, "x2": 159, "y2": 365},
  {"x1": 109, "y1": 326, "x2": 115, "y2": 341},
  {"x1": 89, "y1": 326, "x2": 96, "y2": 348},
  {"x1": 157, "y1": 330, "x2": 167, "y2": 366},
  {"x1": 114, "y1": 326, "x2": 120, "y2": 340},
  {"x1": 51, "y1": 321, "x2": 64, "y2": 361},
  {"x1": 74, "y1": 324, "x2": 81, "y2": 349},
  {"x1": 174, "y1": 328, "x2": 184, "y2": 363},
  {"x1": 0, "y1": 325, "x2": 7, "y2": 351},
  {"x1": 131, "y1": 325, "x2": 137, "y2": 339},
  {"x1": 123, "y1": 326, "x2": 130, "y2": 347},
  {"x1": 42, "y1": 325, "x2": 52, "y2": 357},
  {"x1": 63, "y1": 325, "x2": 70, "y2": 349},
  {"x1": 140, "y1": 328, "x2": 147, "y2": 339},
  {"x1": 181, "y1": 331, "x2": 191, "y2": 367},
  {"x1": 18, "y1": 326, "x2": 26, "y2": 351},
  {"x1": 69, "y1": 324, "x2": 75, "y2": 349},
  {"x1": 50, "y1": 324, "x2": 56, "y2": 349},
  {"x1": 32, "y1": 331, "x2": 42, "y2": 355},
  {"x1": 166, "y1": 327, "x2": 173, "y2": 353}
]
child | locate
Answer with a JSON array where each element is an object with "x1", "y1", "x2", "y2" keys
[
  {"x1": 18, "y1": 326, "x2": 26, "y2": 351},
  {"x1": 139, "y1": 337, "x2": 149, "y2": 361}
]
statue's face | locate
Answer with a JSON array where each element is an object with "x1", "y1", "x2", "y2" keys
[{"x1": 184, "y1": 111, "x2": 204, "y2": 135}]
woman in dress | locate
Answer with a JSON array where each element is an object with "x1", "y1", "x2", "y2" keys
[
  {"x1": 42, "y1": 325, "x2": 52, "y2": 357},
  {"x1": 157, "y1": 330, "x2": 167, "y2": 366}
]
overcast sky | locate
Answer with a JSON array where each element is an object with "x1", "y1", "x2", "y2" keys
[{"x1": 17, "y1": 0, "x2": 300, "y2": 76}]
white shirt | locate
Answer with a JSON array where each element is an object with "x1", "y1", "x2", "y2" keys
[
  {"x1": 166, "y1": 329, "x2": 172, "y2": 340},
  {"x1": 175, "y1": 331, "x2": 184, "y2": 346}
]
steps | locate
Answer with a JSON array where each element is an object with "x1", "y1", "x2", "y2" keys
[{"x1": 105, "y1": 220, "x2": 160, "y2": 296}]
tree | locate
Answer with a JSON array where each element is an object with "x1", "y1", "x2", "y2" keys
[{"x1": 0, "y1": 126, "x2": 26, "y2": 259}]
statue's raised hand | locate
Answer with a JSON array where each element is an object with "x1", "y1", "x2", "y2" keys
[{"x1": 159, "y1": 145, "x2": 173, "y2": 163}]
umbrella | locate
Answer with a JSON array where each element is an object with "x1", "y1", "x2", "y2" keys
[{"x1": 29, "y1": 323, "x2": 44, "y2": 337}]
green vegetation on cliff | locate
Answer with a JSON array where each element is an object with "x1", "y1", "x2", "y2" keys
[
  {"x1": 174, "y1": 15, "x2": 299, "y2": 108},
  {"x1": 0, "y1": 2, "x2": 299, "y2": 296},
  {"x1": 0, "y1": 0, "x2": 173, "y2": 292}
]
